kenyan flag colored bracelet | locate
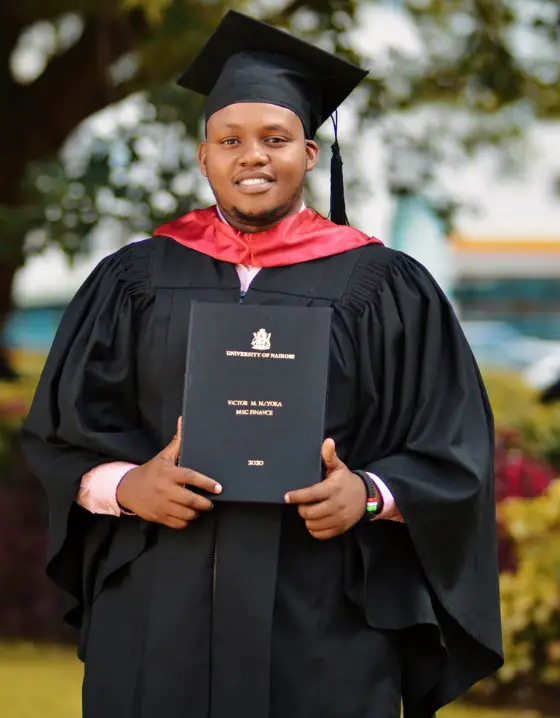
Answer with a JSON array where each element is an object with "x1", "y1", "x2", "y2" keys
[{"x1": 353, "y1": 470, "x2": 384, "y2": 522}]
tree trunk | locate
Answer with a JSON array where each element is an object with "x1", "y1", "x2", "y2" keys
[{"x1": 0, "y1": 9, "x2": 148, "y2": 377}]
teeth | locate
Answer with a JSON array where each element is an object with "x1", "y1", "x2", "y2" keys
[{"x1": 238, "y1": 178, "x2": 272, "y2": 186}]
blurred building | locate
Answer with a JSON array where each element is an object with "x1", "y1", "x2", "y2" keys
[
  {"x1": 6, "y1": 241, "x2": 111, "y2": 353},
  {"x1": 452, "y1": 237, "x2": 560, "y2": 340}
]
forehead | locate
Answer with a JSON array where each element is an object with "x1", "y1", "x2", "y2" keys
[{"x1": 206, "y1": 102, "x2": 304, "y2": 133}]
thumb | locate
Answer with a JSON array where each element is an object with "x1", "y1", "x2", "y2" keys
[
  {"x1": 322, "y1": 438, "x2": 343, "y2": 474},
  {"x1": 160, "y1": 416, "x2": 182, "y2": 463}
]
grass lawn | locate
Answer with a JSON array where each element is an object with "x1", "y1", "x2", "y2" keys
[
  {"x1": 0, "y1": 644, "x2": 544, "y2": 718},
  {"x1": 0, "y1": 644, "x2": 83, "y2": 718}
]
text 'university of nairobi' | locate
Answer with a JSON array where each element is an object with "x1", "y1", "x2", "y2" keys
[{"x1": 225, "y1": 351, "x2": 295, "y2": 360}]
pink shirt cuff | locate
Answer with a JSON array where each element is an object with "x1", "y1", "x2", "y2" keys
[
  {"x1": 366, "y1": 472, "x2": 405, "y2": 522},
  {"x1": 77, "y1": 462, "x2": 138, "y2": 516}
]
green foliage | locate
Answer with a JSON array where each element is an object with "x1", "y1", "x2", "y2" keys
[
  {"x1": 3, "y1": 0, "x2": 560, "y2": 262},
  {"x1": 0, "y1": 350, "x2": 45, "y2": 463},
  {"x1": 496, "y1": 481, "x2": 560, "y2": 686},
  {"x1": 484, "y1": 372, "x2": 560, "y2": 469},
  {"x1": 121, "y1": 0, "x2": 173, "y2": 24},
  {"x1": 476, "y1": 370, "x2": 560, "y2": 696},
  {"x1": 23, "y1": 93, "x2": 204, "y2": 255},
  {"x1": 401, "y1": 0, "x2": 559, "y2": 116}
]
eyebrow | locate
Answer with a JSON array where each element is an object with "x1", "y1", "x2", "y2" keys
[{"x1": 222, "y1": 123, "x2": 291, "y2": 132}]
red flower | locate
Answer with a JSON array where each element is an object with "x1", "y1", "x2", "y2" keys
[
  {"x1": 495, "y1": 431, "x2": 555, "y2": 503},
  {"x1": 493, "y1": 428, "x2": 556, "y2": 573}
]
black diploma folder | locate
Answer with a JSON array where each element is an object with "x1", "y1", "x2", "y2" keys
[{"x1": 179, "y1": 302, "x2": 332, "y2": 503}]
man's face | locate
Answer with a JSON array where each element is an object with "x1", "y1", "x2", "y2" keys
[{"x1": 198, "y1": 103, "x2": 319, "y2": 232}]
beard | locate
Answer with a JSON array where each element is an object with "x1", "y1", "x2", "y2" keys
[
  {"x1": 210, "y1": 178, "x2": 305, "y2": 231},
  {"x1": 231, "y1": 203, "x2": 291, "y2": 228}
]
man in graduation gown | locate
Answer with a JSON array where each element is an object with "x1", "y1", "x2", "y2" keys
[{"x1": 21, "y1": 10, "x2": 503, "y2": 718}]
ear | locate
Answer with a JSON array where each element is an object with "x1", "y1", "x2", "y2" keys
[
  {"x1": 305, "y1": 140, "x2": 320, "y2": 173},
  {"x1": 197, "y1": 142, "x2": 208, "y2": 178}
]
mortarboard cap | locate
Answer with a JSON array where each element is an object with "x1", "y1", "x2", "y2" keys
[{"x1": 177, "y1": 10, "x2": 368, "y2": 225}]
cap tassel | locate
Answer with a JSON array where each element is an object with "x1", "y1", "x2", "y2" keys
[{"x1": 330, "y1": 111, "x2": 349, "y2": 226}]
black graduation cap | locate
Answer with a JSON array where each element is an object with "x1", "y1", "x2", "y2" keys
[{"x1": 177, "y1": 10, "x2": 368, "y2": 225}]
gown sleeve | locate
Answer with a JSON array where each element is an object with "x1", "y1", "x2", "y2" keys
[
  {"x1": 21, "y1": 243, "x2": 157, "y2": 628},
  {"x1": 346, "y1": 249, "x2": 503, "y2": 713}
]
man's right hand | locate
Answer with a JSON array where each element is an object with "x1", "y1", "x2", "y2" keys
[{"x1": 116, "y1": 419, "x2": 222, "y2": 529}]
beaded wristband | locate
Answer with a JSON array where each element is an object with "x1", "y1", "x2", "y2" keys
[{"x1": 353, "y1": 470, "x2": 384, "y2": 522}]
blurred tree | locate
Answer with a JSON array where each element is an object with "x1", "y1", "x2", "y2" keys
[
  {"x1": 0, "y1": 0, "x2": 230, "y2": 376},
  {"x1": 1, "y1": 0, "x2": 560, "y2": 377},
  {"x1": 0, "y1": 0, "x2": 360, "y2": 375}
]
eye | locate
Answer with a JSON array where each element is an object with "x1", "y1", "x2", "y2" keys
[
  {"x1": 221, "y1": 138, "x2": 239, "y2": 146},
  {"x1": 265, "y1": 137, "x2": 288, "y2": 145}
]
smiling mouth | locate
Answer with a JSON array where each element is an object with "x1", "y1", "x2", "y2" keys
[{"x1": 234, "y1": 177, "x2": 275, "y2": 193}]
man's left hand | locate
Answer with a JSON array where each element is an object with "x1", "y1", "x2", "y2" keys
[{"x1": 285, "y1": 438, "x2": 366, "y2": 540}]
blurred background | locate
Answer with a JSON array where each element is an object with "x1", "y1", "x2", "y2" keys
[{"x1": 1, "y1": 0, "x2": 560, "y2": 716}]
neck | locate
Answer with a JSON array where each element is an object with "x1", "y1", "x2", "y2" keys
[{"x1": 216, "y1": 200, "x2": 306, "y2": 233}]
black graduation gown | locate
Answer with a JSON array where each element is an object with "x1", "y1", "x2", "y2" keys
[{"x1": 21, "y1": 237, "x2": 503, "y2": 718}]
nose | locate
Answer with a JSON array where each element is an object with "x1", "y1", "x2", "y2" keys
[{"x1": 239, "y1": 139, "x2": 268, "y2": 166}]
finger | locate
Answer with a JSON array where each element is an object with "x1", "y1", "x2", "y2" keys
[
  {"x1": 305, "y1": 517, "x2": 339, "y2": 532},
  {"x1": 159, "y1": 417, "x2": 183, "y2": 464},
  {"x1": 321, "y1": 438, "x2": 344, "y2": 475},
  {"x1": 298, "y1": 500, "x2": 334, "y2": 521},
  {"x1": 168, "y1": 504, "x2": 200, "y2": 523},
  {"x1": 309, "y1": 528, "x2": 339, "y2": 541},
  {"x1": 168, "y1": 486, "x2": 214, "y2": 512},
  {"x1": 163, "y1": 517, "x2": 189, "y2": 530},
  {"x1": 285, "y1": 481, "x2": 331, "y2": 505},
  {"x1": 172, "y1": 467, "x2": 222, "y2": 495}
]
